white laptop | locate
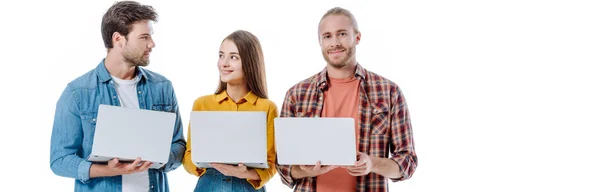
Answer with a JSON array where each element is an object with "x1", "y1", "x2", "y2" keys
[
  {"x1": 87, "y1": 104, "x2": 176, "y2": 169},
  {"x1": 275, "y1": 117, "x2": 356, "y2": 166},
  {"x1": 190, "y1": 111, "x2": 268, "y2": 169}
]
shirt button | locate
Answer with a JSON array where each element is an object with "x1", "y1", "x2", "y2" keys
[
  {"x1": 112, "y1": 96, "x2": 116, "y2": 99},
  {"x1": 138, "y1": 91, "x2": 142, "y2": 94},
  {"x1": 92, "y1": 118, "x2": 96, "y2": 122}
]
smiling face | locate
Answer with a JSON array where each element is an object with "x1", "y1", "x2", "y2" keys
[
  {"x1": 318, "y1": 14, "x2": 361, "y2": 68},
  {"x1": 218, "y1": 39, "x2": 245, "y2": 85}
]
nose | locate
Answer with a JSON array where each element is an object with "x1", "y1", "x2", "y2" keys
[
  {"x1": 330, "y1": 37, "x2": 341, "y2": 48},
  {"x1": 218, "y1": 58, "x2": 230, "y2": 69},
  {"x1": 148, "y1": 38, "x2": 156, "y2": 49}
]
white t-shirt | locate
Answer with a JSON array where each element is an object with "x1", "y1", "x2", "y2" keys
[{"x1": 111, "y1": 75, "x2": 149, "y2": 192}]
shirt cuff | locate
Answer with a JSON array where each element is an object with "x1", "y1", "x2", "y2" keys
[
  {"x1": 247, "y1": 168, "x2": 269, "y2": 189},
  {"x1": 77, "y1": 160, "x2": 92, "y2": 183},
  {"x1": 284, "y1": 165, "x2": 297, "y2": 187}
]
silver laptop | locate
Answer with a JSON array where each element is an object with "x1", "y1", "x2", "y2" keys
[
  {"x1": 275, "y1": 117, "x2": 356, "y2": 166},
  {"x1": 87, "y1": 104, "x2": 176, "y2": 169},
  {"x1": 190, "y1": 111, "x2": 268, "y2": 169}
]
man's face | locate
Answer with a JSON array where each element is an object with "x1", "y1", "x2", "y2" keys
[
  {"x1": 121, "y1": 20, "x2": 155, "y2": 67},
  {"x1": 318, "y1": 15, "x2": 360, "y2": 68}
]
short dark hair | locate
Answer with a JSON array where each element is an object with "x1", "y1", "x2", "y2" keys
[{"x1": 101, "y1": 1, "x2": 158, "y2": 48}]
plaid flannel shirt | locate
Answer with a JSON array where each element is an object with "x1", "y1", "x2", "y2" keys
[{"x1": 276, "y1": 64, "x2": 417, "y2": 192}]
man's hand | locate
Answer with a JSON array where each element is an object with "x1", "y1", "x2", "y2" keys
[
  {"x1": 292, "y1": 161, "x2": 338, "y2": 179},
  {"x1": 90, "y1": 157, "x2": 152, "y2": 178},
  {"x1": 107, "y1": 158, "x2": 153, "y2": 175},
  {"x1": 345, "y1": 152, "x2": 373, "y2": 176}
]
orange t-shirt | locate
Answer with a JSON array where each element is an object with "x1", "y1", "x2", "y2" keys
[{"x1": 316, "y1": 76, "x2": 360, "y2": 192}]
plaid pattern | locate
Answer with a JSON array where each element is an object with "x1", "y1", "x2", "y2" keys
[{"x1": 276, "y1": 64, "x2": 417, "y2": 192}]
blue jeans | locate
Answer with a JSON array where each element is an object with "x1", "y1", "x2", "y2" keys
[{"x1": 194, "y1": 168, "x2": 266, "y2": 192}]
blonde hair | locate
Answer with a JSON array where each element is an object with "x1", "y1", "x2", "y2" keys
[{"x1": 320, "y1": 7, "x2": 360, "y2": 33}]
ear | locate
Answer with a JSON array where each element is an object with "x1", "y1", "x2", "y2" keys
[
  {"x1": 112, "y1": 32, "x2": 124, "y2": 48},
  {"x1": 355, "y1": 32, "x2": 361, "y2": 45}
]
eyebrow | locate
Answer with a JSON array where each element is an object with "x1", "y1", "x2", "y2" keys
[
  {"x1": 218, "y1": 51, "x2": 240, "y2": 55},
  {"x1": 321, "y1": 29, "x2": 348, "y2": 36},
  {"x1": 139, "y1": 33, "x2": 151, "y2": 37}
]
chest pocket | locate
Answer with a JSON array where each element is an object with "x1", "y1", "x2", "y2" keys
[
  {"x1": 296, "y1": 104, "x2": 318, "y2": 117},
  {"x1": 370, "y1": 102, "x2": 390, "y2": 135}
]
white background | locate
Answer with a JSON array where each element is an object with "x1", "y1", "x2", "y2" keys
[{"x1": 1, "y1": 0, "x2": 599, "y2": 191}]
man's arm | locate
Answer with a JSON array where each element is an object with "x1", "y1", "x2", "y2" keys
[
  {"x1": 388, "y1": 86, "x2": 418, "y2": 181},
  {"x1": 370, "y1": 156, "x2": 402, "y2": 178},
  {"x1": 49, "y1": 86, "x2": 93, "y2": 183},
  {"x1": 275, "y1": 89, "x2": 298, "y2": 188},
  {"x1": 346, "y1": 86, "x2": 417, "y2": 180},
  {"x1": 50, "y1": 86, "x2": 156, "y2": 182},
  {"x1": 162, "y1": 84, "x2": 186, "y2": 172}
]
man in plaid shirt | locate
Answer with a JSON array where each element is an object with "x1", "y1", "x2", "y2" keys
[{"x1": 275, "y1": 7, "x2": 418, "y2": 192}]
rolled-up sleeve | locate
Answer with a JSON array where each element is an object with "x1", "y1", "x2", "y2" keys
[{"x1": 389, "y1": 86, "x2": 418, "y2": 182}]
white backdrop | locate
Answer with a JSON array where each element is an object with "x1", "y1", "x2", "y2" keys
[{"x1": 1, "y1": 0, "x2": 599, "y2": 191}]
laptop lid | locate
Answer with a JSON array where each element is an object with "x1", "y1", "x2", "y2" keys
[
  {"x1": 190, "y1": 111, "x2": 268, "y2": 169},
  {"x1": 88, "y1": 104, "x2": 176, "y2": 169},
  {"x1": 274, "y1": 117, "x2": 356, "y2": 166}
]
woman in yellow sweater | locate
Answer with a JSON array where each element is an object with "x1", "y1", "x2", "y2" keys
[{"x1": 182, "y1": 30, "x2": 277, "y2": 192}]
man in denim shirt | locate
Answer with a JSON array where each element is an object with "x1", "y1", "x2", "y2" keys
[{"x1": 49, "y1": 1, "x2": 185, "y2": 191}]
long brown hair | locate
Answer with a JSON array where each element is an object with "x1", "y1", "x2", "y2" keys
[{"x1": 215, "y1": 30, "x2": 268, "y2": 99}]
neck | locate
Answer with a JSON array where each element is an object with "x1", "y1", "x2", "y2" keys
[
  {"x1": 327, "y1": 60, "x2": 357, "y2": 79},
  {"x1": 105, "y1": 51, "x2": 136, "y2": 80},
  {"x1": 226, "y1": 83, "x2": 249, "y2": 103}
]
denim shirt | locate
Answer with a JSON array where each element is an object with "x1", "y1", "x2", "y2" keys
[{"x1": 50, "y1": 60, "x2": 186, "y2": 192}]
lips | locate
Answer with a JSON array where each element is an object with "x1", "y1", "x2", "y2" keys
[{"x1": 328, "y1": 49, "x2": 346, "y2": 56}]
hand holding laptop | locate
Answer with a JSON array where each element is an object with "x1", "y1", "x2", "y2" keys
[
  {"x1": 344, "y1": 152, "x2": 373, "y2": 176},
  {"x1": 107, "y1": 158, "x2": 153, "y2": 174},
  {"x1": 209, "y1": 163, "x2": 260, "y2": 180},
  {"x1": 291, "y1": 161, "x2": 339, "y2": 179},
  {"x1": 90, "y1": 157, "x2": 153, "y2": 178}
]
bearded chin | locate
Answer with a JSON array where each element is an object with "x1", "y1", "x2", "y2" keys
[
  {"x1": 324, "y1": 47, "x2": 354, "y2": 68},
  {"x1": 123, "y1": 53, "x2": 149, "y2": 67}
]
